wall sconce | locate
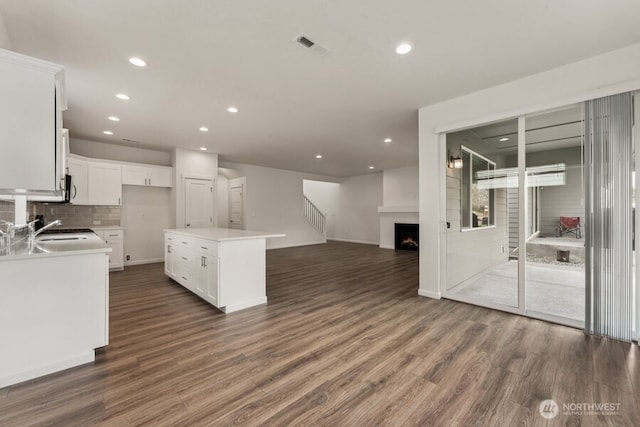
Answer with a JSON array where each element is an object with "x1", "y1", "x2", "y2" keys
[{"x1": 448, "y1": 152, "x2": 463, "y2": 169}]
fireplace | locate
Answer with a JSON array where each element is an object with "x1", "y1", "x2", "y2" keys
[{"x1": 395, "y1": 223, "x2": 419, "y2": 251}]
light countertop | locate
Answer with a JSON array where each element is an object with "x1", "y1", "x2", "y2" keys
[
  {"x1": 165, "y1": 227, "x2": 286, "y2": 242},
  {"x1": 0, "y1": 233, "x2": 110, "y2": 262}
]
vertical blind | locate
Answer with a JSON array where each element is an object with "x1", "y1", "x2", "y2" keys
[{"x1": 584, "y1": 92, "x2": 634, "y2": 342}]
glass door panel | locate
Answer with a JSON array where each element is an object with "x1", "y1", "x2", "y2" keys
[
  {"x1": 444, "y1": 118, "x2": 519, "y2": 309},
  {"x1": 524, "y1": 105, "x2": 585, "y2": 324}
]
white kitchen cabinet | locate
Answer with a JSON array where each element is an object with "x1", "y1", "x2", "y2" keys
[
  {"x1": 165, "y1": 235, "x2": 176, "y2": 277},
  {"x1": 94, "y1": 228, "x2": 124, "y2": 270},
  {"x1": 164, "y1": 228, "x2": 284, "y2": 313},
  {"x1": 0, "y1": 248, "x2": 109, "y2": 388},
  {"x1": 122, "y1": 164, "x2": 172, "y2": 188},
  {"x1": 0, "y1": 48, "x2": 67, "y2": 197},
  {"x1": 88, "y1": 162, "x2": 122, "y2": 205},
  {"x1": 67, "y1": 157, "x2": 88, "y2": 204}
]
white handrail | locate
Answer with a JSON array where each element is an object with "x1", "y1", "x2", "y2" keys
[{"x1": 303, "y1": 195, "x2": 326, "y2": 236}]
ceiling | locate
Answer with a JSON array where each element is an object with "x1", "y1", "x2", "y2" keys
[
  {"x1": 467, "y1": 104, "x2": 584, "y2": 155},
  {"x1": 1, "y1": 1, "x2": 639, "y2": 177}
]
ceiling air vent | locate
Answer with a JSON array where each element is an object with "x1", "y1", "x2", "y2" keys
[{"x1": 295, "y1": 33, "x2": 329, "y2": 56}]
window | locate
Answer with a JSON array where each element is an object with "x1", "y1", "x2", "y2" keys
[{"x1": 461, "y1": 146, "x2": 496, "y2": 229}]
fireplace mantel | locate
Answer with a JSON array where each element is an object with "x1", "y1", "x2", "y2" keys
[{"x1": 377, "y1": 206, "x2": 419, "y2": 214}]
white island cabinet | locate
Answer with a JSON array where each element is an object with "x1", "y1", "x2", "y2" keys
[
  {"x1": 164, "y1": 228, "x2": 285, "y2": 313},
  {"x1": 0, "y1": 235, "x2": 110, "y2": 388}
]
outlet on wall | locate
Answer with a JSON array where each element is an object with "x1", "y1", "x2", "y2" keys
[{"x1": 126, "y1": 255, "x2": 131, "y2": 261}]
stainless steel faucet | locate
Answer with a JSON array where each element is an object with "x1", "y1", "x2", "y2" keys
[{"x1": 30, "y1": 219, "x2": 62, "y2": 239}]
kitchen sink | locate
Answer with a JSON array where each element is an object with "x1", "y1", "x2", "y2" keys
[{"x1": 36, "y1": 234, "x2": 89, "y2": 242}]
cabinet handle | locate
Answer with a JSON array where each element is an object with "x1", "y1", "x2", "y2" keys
[
  {"x1": 201, "y1": 246, "x2": 208, "y2": 250},
  {"x1": 182, "y1": 241, "x2": 188, "y2": 245},
  {"x1": 108, "y1": 234, "x2": 118, "y2": 237},
  {"x1": 72, "y1": 185, "x2": 77, "y2": 199},
  {"x1": 182, "y1": 276, "x2": 187, "y2": 281},
  {"x1": 182, "y1": 256, "x2": 187, "y2": 260},
  {"x1": 149, "y1": 178, "x2": 152, "y2": 185},
  {"x1": 203, "y1": 256, "x2": 207, "y2": 267},
  {"x1": 167, "y1": 246, "x2": 171, "y2": 253}
]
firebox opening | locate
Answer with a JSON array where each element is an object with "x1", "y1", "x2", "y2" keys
[{"x1": 395, "y1": 223, "x2": 419, "y2": 251}]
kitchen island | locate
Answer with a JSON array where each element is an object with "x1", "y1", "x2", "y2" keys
[
  {"x1": 0, "y1": 232, "x2": 111, "y2": 388},
  {"x1": 164, "y1": 228, "x2": 285, "y2": 313}
]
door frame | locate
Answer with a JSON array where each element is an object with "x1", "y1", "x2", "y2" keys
[
  {"x1": 228, "y1": 176, "x2": 246, "y2": 230},
  {"x1": 182, "y1": 173, "x2": 215, "y2": 228},
  {"x1": 440, "y1": 114, "x2": 585, "y2": 329}
]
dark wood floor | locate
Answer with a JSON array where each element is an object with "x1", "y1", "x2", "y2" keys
[{"x1": 1, "y1": 241, "x2": 639, "y2": 426}]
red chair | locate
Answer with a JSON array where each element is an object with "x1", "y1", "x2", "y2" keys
[{"x1": 556, "y1": 216, "x2": 582, "y2": 239}]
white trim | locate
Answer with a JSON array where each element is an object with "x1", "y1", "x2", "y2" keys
[
  {"x1": 517, "y1": 116, "x2": 526, "y2": 313},
  {"x1": 221, "y1": 297, "x2": 267, "y2": 313},
  {"x1": 418, "y1": 289, "x2": 441, "y2": 299},
  {"x1": 379, "y1": 244, "x2": 394, "y2": 250},
  {"x1": 124, "y1": 258, "x2": 164, "y2": 266},
  {"x1": 328, "y1": 238, "x2": 379, "y2": 245},
  {"x1": 434, "y1": 78, "x2": 640, "y2": 135},
  {"x1": 0, "y1": 351, "x2": 95, "y2": 389},
  {"x1": 635, "y1": 91, "x2": 640, "y2": 343}
]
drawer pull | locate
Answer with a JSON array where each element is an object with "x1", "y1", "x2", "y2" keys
[
  {"x1": 181, "y1": 276, "x2": 188, "y2": 281},
  {"x1": 201, "y1": 246, "x2": 208, "y2": 250},
  {"x1": 182, "y1": 241, "x2": 188, "y2": 245},
  {"x1": 108, "y1": 234, "x2": 119, "y2": 237},
  {"x1": 181, "y1": 257, "x2": 187, "y2": 260}
]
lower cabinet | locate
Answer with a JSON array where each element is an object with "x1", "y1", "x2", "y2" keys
[
  {"x1": 165, "y1": 234, "x2": 220, "y2": 307},
  {"x1": 94, "y1": 228, "x2": 124, "y2": 270}
]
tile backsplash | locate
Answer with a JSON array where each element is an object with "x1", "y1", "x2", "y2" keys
[{"x1": 0, "y1": 200, "x2": 120, "y2": 228}]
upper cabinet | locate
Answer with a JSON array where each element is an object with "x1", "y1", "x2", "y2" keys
[
  {"x1": 67, "y1": 157, "x2": 88, "y2": 205},
  {"x1": 0, "y1": 48, "x2": 66, "y2": 197},
  {"x1": 122, "y1": 164, "x2": 172, "y2": 188},
  {"x1": 87, "y1": 162, "x2": 122, "y2": 205}
]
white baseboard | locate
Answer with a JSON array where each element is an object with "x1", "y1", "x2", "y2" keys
[
  {"x1": 418, "y1": 289, "x2": 442, "y2": 299},
  {"x1": 0, "y1": 351, "x2": 95, "y2": 389},
  {"x1": 124, "y1": 258, "x2": 164, "y2": 266},
  {"x1": 328, "y1": 238, "x2": 379, "y2": 246},
  {"x1": 379, "y1": 244, "x2": 394, "y2": 250},
  {"x1": 221, "y1": 296, "x2": 268, "y2": 313}
]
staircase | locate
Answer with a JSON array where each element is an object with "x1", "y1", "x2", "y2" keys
[{"x1": 304, "y1": 195, "x2": 326, "y2": 237}]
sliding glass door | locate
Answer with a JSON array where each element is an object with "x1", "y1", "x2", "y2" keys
[{"x1": 444, "y1": 106, "x2": 587, "y2": 327}]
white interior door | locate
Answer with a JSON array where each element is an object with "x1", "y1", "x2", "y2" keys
[
  {"x1": 229, "y1": 177, "x2": 245, "y2": 229},
  {"x1": 185, "y1": 177, "x2": 213, "y2": 228}
]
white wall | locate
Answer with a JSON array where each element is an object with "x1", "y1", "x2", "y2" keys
[
  {"x1": 173, "y1": 148, "x2": 218, "y2": 229},
  {"x1": 334, "y1": 173, "x2": 383, "y2": 245},
  {"x1": 303, "y1": 179, "x2": 341, "y2": 239},
  {"x1": 0, "y1": 12, "x2": 12, "y2": 50},
  {"x1": 122, "y1": 185, "x2": 171, "y2": 264},
  {"x1": 219, "y1": 161, "x2": 340, "y2": 249},
  {"x1": 418, "y1": 42, "x2": 640, "y2": 299},
  {"x1": 383, "y1": 166, "x2": 418, "y2": 206},
  {"x1": 379, "y1": 166, "x2": 419, "y2": 249},
  {"x1": 70, "y1": 138, "x2": 171, "y2": 166}
]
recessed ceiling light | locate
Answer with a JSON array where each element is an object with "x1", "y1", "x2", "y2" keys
[
  {"x1": 395, "y1": 43, "x2": 412, "y2": 55},
  {"x1": 103, "y1": 130, "x2": 113, "y2": 135},
  {"x1": 227, "y1": 106, "x2": 238, "y2": 113},
  {"x1": 199, "y1": 126, "x2": 209, "y2": 132},
  {"x1": 116, "y1": 93, "x2": 130, "y2": 100},
  {"x1": 129, "y1": 57, "x2": 147, "y2": 67},
  {"x1": 368, "y1": 166, "x2": 375, "y2": 170},
  {"x1": 499, "y1": 137, "x2": 509, "y2": 142},
  {"x1": 200, "y1": 147, "x2": 207, "y2": 151},
  {"x1": 384, "y1": 138, "x2": 392, "y2": 143},
  {"x1": 315, "y1": 154, "x2": 323, "y2": 159},
  {"x1": 108, "y1": 116, "x2": 120, "y2": 122}
]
